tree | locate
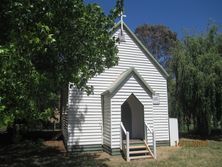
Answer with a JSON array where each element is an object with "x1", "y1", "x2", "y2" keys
[
  {"x1": 135, "y1": 24, "x2": 177, "y2": 68},
  {"x1": 135, "y1": 24, "x2": 177, "y2": 121},
  {"x1": 0, "y1": 0, "x2": 122, "y2": 129},
  {"x1": 171, "y1": 25, "x2": 222, "y2": 136}
]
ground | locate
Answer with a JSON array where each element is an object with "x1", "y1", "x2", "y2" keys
[{"x1": 0, "y1": 138, "x2": 222, "y2": 167}]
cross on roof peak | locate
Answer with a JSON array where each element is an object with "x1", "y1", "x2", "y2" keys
[{"x1": 120, "y1": 11, "x2": 126, "y2": 35}]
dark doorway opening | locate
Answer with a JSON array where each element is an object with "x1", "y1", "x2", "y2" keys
[{"x1": 121, "y1": 94, "x2": 144, "y2": 139}]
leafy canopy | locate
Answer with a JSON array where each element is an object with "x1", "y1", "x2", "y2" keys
[
  {"x1": 135, "y1": 24, "x2": 177, "y2": 68},
  {"x1": 0, "y1": 0, "x2": 122, "y2": 128},
  {"x1": 171, "y1": 24, "x2": 222, "y2": 135}
]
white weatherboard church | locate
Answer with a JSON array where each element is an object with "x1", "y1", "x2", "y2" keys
[{"x1": 62, "y1": 18, "x2": 173, "y2": 161}]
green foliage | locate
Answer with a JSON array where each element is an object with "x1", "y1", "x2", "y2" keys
[
  {"x1": 0, "y1": 0, "x2": 121, "y2": 128},
  {"x1": 4, "y1": 0, "x2": 119, "y2": 90},
  {"x1": 0, "y1": 97, "x2": 12, "y2": 127},
  {"x1": 135, "y1": 24, "x2": 177, "y2": 68},
  {"x1": 171, "y1": 25, "x2": 222, "y2": 135},
  {"x1": 0, "y1": 44, "x2": 54, "y2": 127},
  {"x1": 109, "y1": 0, "x2": 124, "y2": 20}
]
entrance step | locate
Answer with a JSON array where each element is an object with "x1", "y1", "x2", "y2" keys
[
  {"x1": 129, "y1": 139, "x2": 144, "y2": 144},
  {"x1": 123, "y1": 139, "x2": 153, "y2": 160},
  {"x1": 129, "y1": 150, "x2": 149, "y2": 154},
  {"x1": 129, "y1": 145, "x2": 146, "y2": 149},
  {"x1": 130, "y1": 155, "x2": 153, "y2": 160},
  {"x1": 123, "y1": 139, "x2": 144, "y2": 145},
  {"x1": 123, "y1": 139, "x2": 154, "y2": 161}
]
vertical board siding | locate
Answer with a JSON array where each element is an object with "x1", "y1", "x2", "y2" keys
[
  {"x1": 111, "y1": 75, "x2": 153, "y2": 148},
  {"x1": 66, "y1": 27, "x2": 169, "y2": 148}
]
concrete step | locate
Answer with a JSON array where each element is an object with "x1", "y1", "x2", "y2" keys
[{"x1": 130, "y1": 155, "x2": 153, "y2": 160}]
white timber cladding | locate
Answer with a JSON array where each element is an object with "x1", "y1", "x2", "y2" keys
[
  {"x1": 66, "y1": 25, "x2": 169, "y2": 148},
  {"x1": 103, "y1": 94, "x2": 111, "y2": 147},
  {"x1": 111, "y1": 75, "x2": 153, "y2": 148},
  {"x1": 68, "y1": 87, "x2": 102, "y2": 146}
]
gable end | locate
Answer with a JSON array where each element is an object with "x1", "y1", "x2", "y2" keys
[
  {"x1": 112, "y1": 21, "x2": 169, "y2": 79},
  {"x1": 102, "y1": 67, "x2": 154, "y2": 96}
]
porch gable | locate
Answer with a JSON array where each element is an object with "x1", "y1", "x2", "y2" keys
[{"x1": 102, "y1": 67, "x2": 155, "y2": 97}]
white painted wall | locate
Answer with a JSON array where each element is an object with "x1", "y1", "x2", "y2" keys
[
  {"x1": 111, "y1": 75, "x2": 153, "y2": 148},
  {"x1": 65, "y1": 25, "x2": 169, "y2": 149},
  {"x1": 103, "y1": 94, "x2": 111, "y2": 147},
  {"x1": 169, "y1": 118, "x2": 179, "y2": 146}
]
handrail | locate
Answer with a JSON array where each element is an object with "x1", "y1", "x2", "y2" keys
[
  {"x1": 120, "y1": 122, "x2": 130, "y2": 162},
  {"x1": 145, "y1": 122, "x2": 153, "y2": 133},
  {"x1": 120, "y1": 122, "x2": 127, "y2": 134},
  {"x1": 144, "y1": 122, "x2": 157, "y2": 159}
]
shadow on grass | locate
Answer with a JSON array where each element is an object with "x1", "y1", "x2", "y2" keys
[
  {"x1": 179, "y1": 129, "x2": 222, "y2": 141},
  {"x1": 0, "y1": 140, "x2": 109, "y2": 167}
]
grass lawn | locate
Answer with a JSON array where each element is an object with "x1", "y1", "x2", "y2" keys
[{"x1": 0, "y1": 139, "x2": 221, "y2": 167}]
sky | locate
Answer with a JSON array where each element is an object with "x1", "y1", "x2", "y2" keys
[{"x1": 85, "y1": 0, "x2": 222, "y2": 38}]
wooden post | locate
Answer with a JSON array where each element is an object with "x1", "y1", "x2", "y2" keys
[
  {"x1": 144, "y1": 123, "x2": 147, "y2": 144},
  {"x1": 120, "y1": 125, "x2": 122, "y2": 150},
  {"x1": 126, "y1": 132, "x2": 130, "y2": 162}
]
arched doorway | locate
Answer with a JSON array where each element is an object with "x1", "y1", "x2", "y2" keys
[{"x1": 121, "y1": 94, "x2": 144, "y2": 139}]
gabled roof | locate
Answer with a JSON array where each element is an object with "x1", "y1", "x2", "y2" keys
[
  {"x1": 111, "y1": 21, "x2": 169, "y2": 78},
  {"x1": 102, "y1": 67, "x2": 154, "y2": 96}
]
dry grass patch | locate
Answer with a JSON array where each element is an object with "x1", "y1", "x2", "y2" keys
[
  {"x1": 93, "y1": 146, "x2": 180, "y2": 167},
  {"x1": 179, "y1": 138, "x2": 208, "y2": 147},
  {"x1": 0, "y1": 139, "x2": 221, "y2": 167},
  {"x1": 95, "y1": 140, "x2": 222, "y2": 167}
]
